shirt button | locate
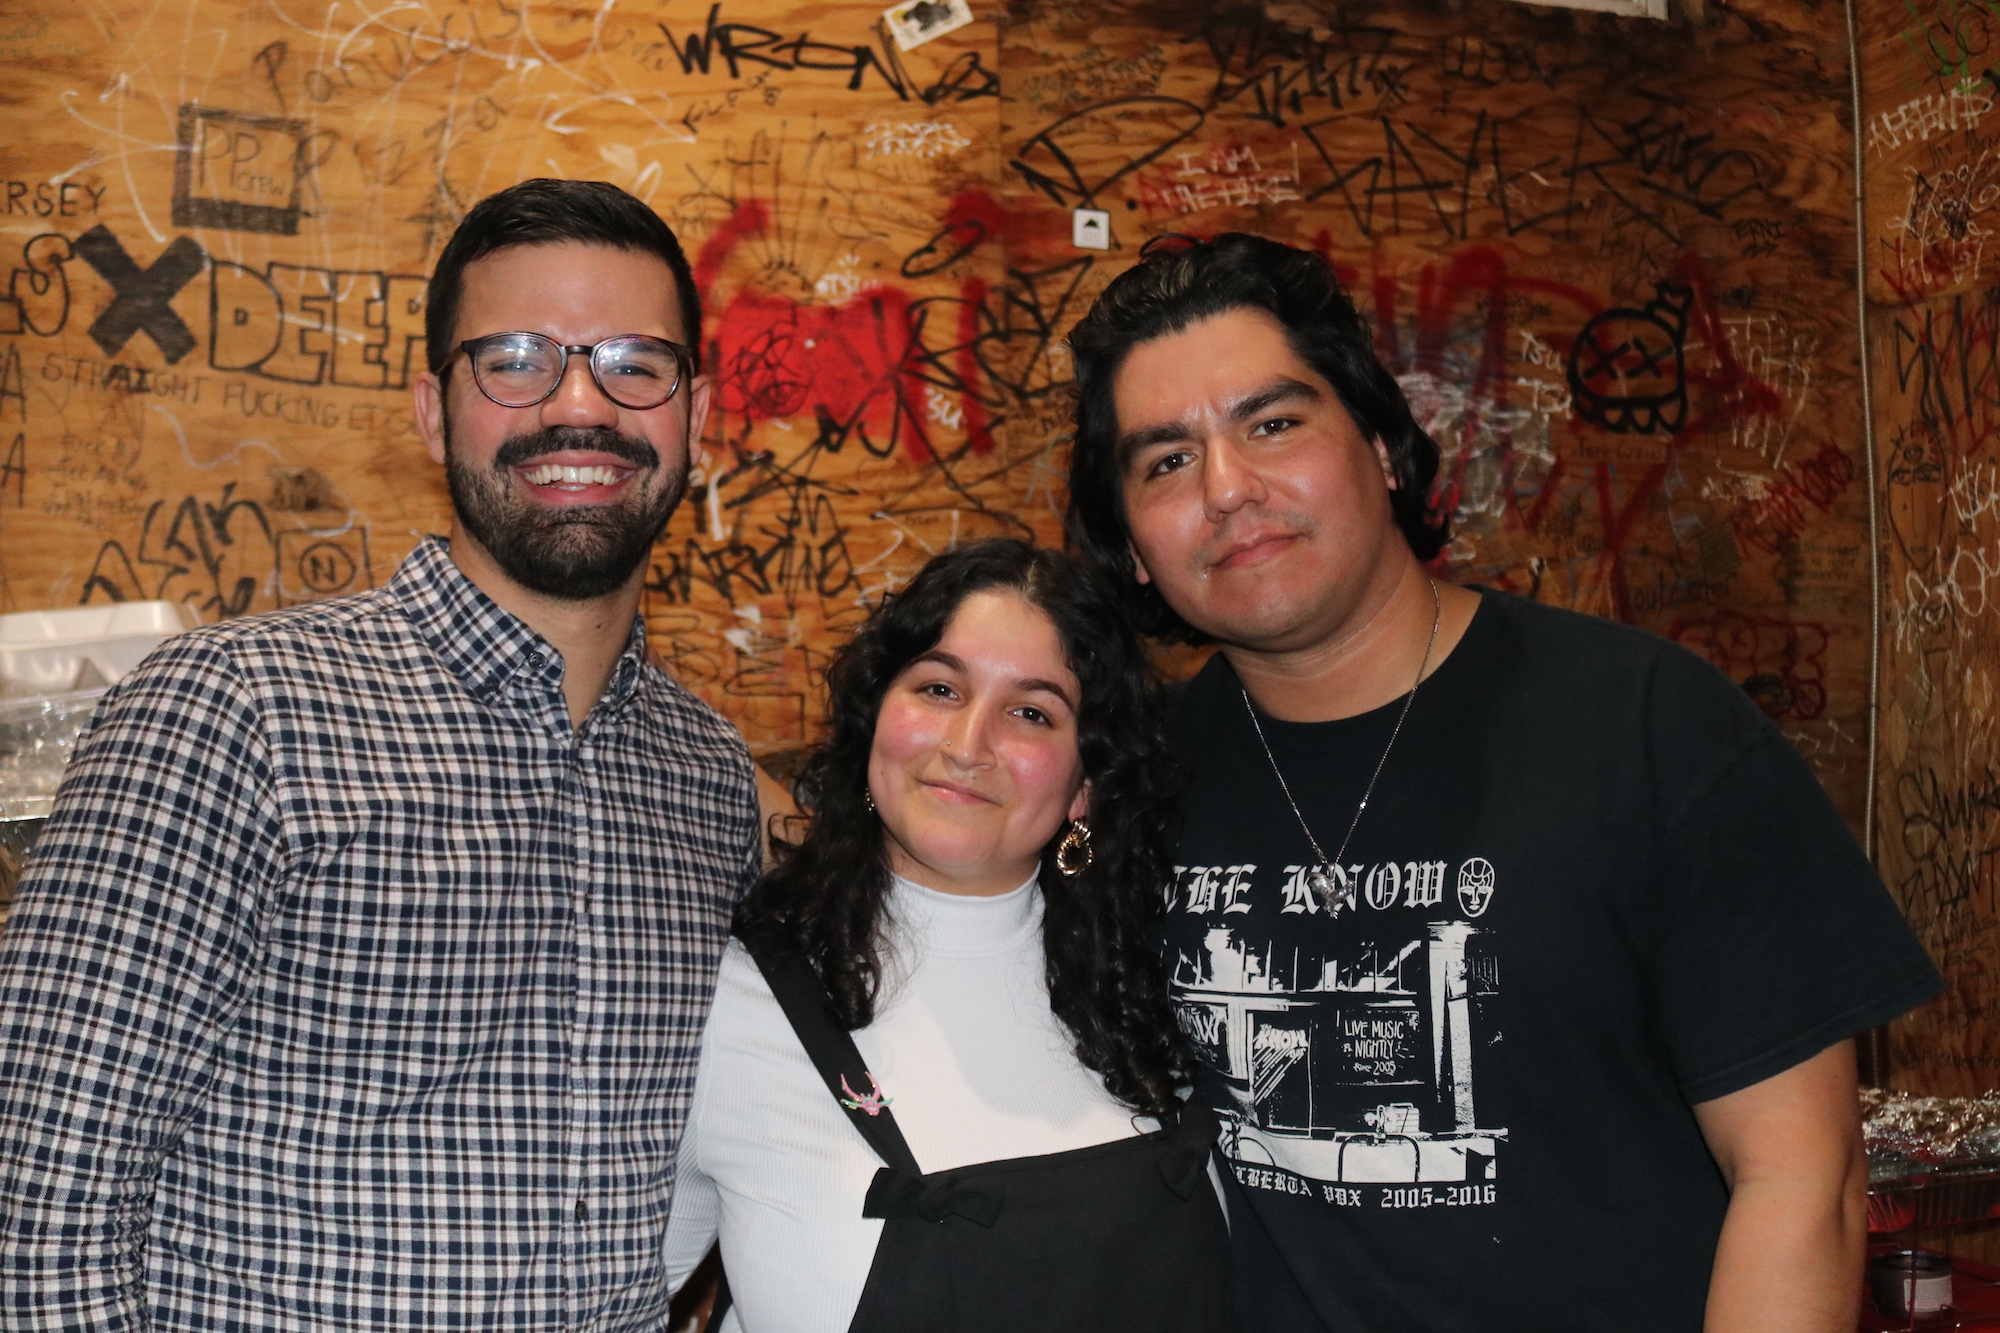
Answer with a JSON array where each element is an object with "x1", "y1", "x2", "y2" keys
[
  {"x1": 528, "y1": 653, "x2": 545, "y2": 669},
  {"x1": 575, "y1": 1199, "x2": 588, "y2": 1222}
]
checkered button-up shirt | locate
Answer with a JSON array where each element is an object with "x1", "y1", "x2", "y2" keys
[{"x1": 0, "y1": 536, "x2": 760, "y2": 1331}]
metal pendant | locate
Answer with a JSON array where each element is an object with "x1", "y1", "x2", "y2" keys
[{"x1": 1308, "y1": 864, "x2": 1338, "y2": 906}]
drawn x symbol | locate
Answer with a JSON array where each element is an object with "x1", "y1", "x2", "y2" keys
[
  {"x1": 1577, "y1": 334, "x2": 1671, "y2": 384},
  {"x1": 74, "y1": 224, "x2": 205, "y2": 364},
  {"x1": 1622, "y1": 336, "x2": 1673, "y2": 376}
]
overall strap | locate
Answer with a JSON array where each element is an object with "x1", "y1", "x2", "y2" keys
[{"x1": 736, "y1": 929, "x2": 923, "y2": 1177}]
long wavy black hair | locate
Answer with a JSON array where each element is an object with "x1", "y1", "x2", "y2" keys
[{"x1": 735, "y1": 538, "x2": 1192, "y2": 1116}]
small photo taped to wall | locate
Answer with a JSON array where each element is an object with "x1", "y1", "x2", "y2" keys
[{"x1": 883, "y1": 0, "x2": 974, "y2": 50}]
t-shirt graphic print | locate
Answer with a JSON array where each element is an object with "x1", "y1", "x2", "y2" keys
[{"x1": 1168, "y1": 854, "x2": 1503, "y2": 1214}]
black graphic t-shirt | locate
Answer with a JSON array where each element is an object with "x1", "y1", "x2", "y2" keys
[{"x1": 1166, "y1": 588, "x2": 1941, "y2": 1333}]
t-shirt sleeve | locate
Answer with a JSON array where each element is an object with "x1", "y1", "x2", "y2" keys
[{"x1": 1646, "y1": 664, "x2": 1942, "y2": 1105}]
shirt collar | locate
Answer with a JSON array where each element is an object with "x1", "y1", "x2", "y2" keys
[
  {"x1": 390, "y1": 535, "x2": 649, "y2": 709},
  {"x1": 598, "y1": 619, "x2": 650, "y2": 718}
]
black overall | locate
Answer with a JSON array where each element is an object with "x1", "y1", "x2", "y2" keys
[{"x1": 724, "y1": 932, "x2": 1235, "y2": 1333}]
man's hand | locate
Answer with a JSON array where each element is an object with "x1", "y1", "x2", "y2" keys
[{"x1": 1694, "y1": 1040, "x2": 1866, "y2": 1333}]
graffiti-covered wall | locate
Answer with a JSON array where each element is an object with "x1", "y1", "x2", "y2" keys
[
  {"x1": 1, "y1": 0, "x2": 1868, "y2": 804},
  {"x1": 1000, "y1": 0, "x2": 1870, "y2": 817},
  {"x1": 0, "y1": 0, "x2": 1027, "y2": 752},
  {"x1": 1863, "y1": 0, "x2": 2000, "y2": 1095},
  {"x1": 0, "y1": 10, "x2": 1872, "y2": 804}
]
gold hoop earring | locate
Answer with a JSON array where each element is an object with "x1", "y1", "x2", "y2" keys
[{"x1": 1056, "y1": 819, "x2": 1092, "y2": 878}]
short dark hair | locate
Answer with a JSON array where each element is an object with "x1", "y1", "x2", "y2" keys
[
  {"x1": 1063, "y1": 233, "x2": 1448, "y2": 643},
  {"x1": 424, "y1": 179, "x2": 702, "y2": 377},
  {"x1": 735, "y1": 538, "x2": 1193, "y2": 1116}
]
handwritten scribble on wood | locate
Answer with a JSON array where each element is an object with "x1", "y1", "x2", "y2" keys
[
  {"x1": 0, "y1": 1, "x2": 1872, "y2": 903},
  {"x1": 1862, "y1": 0, "x2": 2000, "y2": 1097}
]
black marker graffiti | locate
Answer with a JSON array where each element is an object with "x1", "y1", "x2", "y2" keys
[
  {"x1": 172, "y1": 104, "x2": 334, "y2": 236},
  {"x1": 1191, "y1": 9, "x2": 1420, "y2": 127},
  {"x1": 1561, "y1": 108, "x2": 1770, "y2": 246},
  {"x1": 0, "y1": 345, "x2": 24, "y2": 423},
  {"x1": 276, "y1": 527, "x2": 373, "y2": 605},
  {"x1": 651, "y1": 5, "x2": 991, "y2": 102},
  {"x1": 83, "y1": 485, "x2": 272, "y2": 618},
  {"x1": 1, "y1": 433, "x2": 23, "y2": 507},
  {"x1": 0, "y1": 234, "x2": 73, "y2": 337},
  {"x1": 1890, "y1": 292, "x2": 2000, "y2": 445},
  {"x1": 17, "y1": 224, "x2": 422, "y2": 390},
  {"x1": 1566, "y1": 282, "x2": 1690, "y2": 435},
  {"x1": 1011, "y1": 96, "x2": 1206, "y2": 209},
  {"x1": 1437, "y1": 35, "x2": 1584, "y2": 89},
  {"x1": 73, "y1": 225, "x2": 204, "y2": 364},
  {"x1": 901, "y1": 215, "x2": 989, "y2": 279},
  {"x1": 2, "y1": 180, "x2": 106, "y2": 218},
  {"x1": 1290, "y1": 104, "x2": 1771, "y2": 244},
  {"x1": 210, "y1": 258, "x2": 427, "y2": 388},
  {"x1": 1296, "y1": 110, "x2": 1573, "y2": 241}
]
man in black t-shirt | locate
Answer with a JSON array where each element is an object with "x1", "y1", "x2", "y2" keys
[{"x1": 1061, "y1": 235, "x2": 1942, "y2": 1333}]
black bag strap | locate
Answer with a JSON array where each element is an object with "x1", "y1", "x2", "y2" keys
[{"x1": 736, "y1": 929, "x2": 923, "y2": 1177}]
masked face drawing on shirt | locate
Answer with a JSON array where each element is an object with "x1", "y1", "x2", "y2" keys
[
  {"x1": 415, "y1": 241, "x2": 714, "y2": 602},
  {"x1": 867, "y1": 589, "x2": 1092, "y2": 897}
]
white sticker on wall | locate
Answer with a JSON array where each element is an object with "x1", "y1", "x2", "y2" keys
[
  {"x1": 1072, "y1": 208, "x2": 1111, "y2": 251},
  {"x1": 883, "y1": 0, "x2": 974, "y2": 51}
]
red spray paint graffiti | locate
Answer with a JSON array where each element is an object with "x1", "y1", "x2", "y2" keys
[
  {"x1": 1364, "y1": 244, "x2": 1783, "y2": 622},
  {"x1": 695, "y1": 196, "x2": 999, "y2": 464}
]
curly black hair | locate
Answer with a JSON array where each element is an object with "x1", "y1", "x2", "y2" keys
[
  {"x1": 1064, "y1": 232, "x2": 1449, "y2": 644},
  {"x1": 735, "y1": 538, "x2": 1192, "y2": 1117}
]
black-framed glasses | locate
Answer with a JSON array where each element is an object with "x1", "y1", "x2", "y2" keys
[{"x1": 459, "y1": 332, "x2": 692, "y2": 410}]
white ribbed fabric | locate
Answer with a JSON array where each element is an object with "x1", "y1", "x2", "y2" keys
[{"x1": 661, "y1": 873, "x2": 1157, "y2": 1333}]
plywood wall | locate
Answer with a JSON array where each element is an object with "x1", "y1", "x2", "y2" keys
[
  {"x1": 1862, "y1": 0, "x2": 2000, "y2": 1096},
  {"x1": 996, "y1": 0, "x2": 1874, "y2": 825},
  {"x1": 0, "y1": 0, "x2": 1022, "y2": 754},
  {"x1": 1, "y1": 0, "x2": 1871, "y2": 827},
  {"x1": 12, "y1": 0, "x2": 1954, "y2": 1067}
]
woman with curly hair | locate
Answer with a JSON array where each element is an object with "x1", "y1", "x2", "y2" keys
[{"x1": 661, "y1": 538, "x2": 1231, "y2": 1333}]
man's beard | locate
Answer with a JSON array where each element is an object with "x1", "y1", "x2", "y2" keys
[{"x1": 444, "y1": 413, "x2": 689, "y2": 601}]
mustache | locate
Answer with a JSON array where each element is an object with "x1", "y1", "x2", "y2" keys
[{"x1": 493, "y1": 426, "x2": 660, "y2": 472}]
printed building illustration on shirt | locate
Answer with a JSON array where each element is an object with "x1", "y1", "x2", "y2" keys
[{"x1": 1169, "y1": 858, "x2": 1504, "y2": 1192}]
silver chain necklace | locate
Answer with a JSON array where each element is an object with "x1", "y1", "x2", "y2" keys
[{"x1": 1241, "y1": 579, "x2": 1441, "y2": 911}]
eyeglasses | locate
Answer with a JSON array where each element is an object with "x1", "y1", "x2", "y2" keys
[{"x1": 458, "y1": 332, "x2": 692, "y2": 410}]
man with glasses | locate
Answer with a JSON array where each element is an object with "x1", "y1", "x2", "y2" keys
[{"x1": 0, "y1": 180, "x2": 760, "y2": 1332}]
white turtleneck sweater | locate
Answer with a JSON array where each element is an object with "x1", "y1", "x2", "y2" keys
[{"x1": 661, "y1": 874, "x2": 1161, "y2": 1333}]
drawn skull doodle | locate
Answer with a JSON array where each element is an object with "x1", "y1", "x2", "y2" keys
[
  {"x1": 1887, "y1": 422, "x2": 1947, "y2": 575},
  {"x1": 1565, "y1": 281, "x2": 1691, "y2": 435},
  {"x1": 1456, "y1": 857, "x2": 1496, "y2": 918}
]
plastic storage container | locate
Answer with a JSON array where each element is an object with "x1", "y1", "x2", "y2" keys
[
  {"x1": 0, "y1": 601, "x2": 196, "y2": 696},
  {"x1": 0, "y1": 602, "x2": 197, "y2": 916}
]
